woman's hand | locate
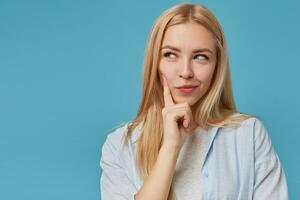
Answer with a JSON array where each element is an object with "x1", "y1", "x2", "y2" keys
[
  {"x1": 134, "y1": 74, "x2": 195, "y2": 200},
  {"x1": 161, "y1": 74, "x2": 194, "y2": 151}
]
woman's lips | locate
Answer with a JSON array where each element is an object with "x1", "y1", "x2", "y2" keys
[{"x1": 176, "y1": 86, "x2": 198, "y2": 94}]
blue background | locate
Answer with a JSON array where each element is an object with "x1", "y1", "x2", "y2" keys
[{"x1": 0, "y1": 0, "x2": 299, "y2": 199}]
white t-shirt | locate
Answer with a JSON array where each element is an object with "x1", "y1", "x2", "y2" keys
[{"x1": 173, "y1": 127, "x2": 208, "y2": 200}]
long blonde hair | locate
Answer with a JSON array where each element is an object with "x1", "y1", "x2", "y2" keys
[{"x1": 122, "y1": 3, "x2": 252, "y2": 200}]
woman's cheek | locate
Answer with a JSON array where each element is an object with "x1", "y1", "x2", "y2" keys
[
  {"x1": 194, "y1": 66, "x2": 214, "y2": 82},
  {"x1": 158, "y1": 64, "x2": 170, "y2": 84},
  {"x1": 158, "y1": 63, "x2": 175, "y2": 79}
]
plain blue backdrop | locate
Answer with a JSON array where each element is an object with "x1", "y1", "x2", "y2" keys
[{"x1": 0, "y1": 0, "x2": 299, "y2": 199}]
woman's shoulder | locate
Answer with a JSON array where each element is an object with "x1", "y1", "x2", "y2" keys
[
  {"x1": 214, "y1": 114, "x2": 274, "y2": 160},
  {"x1": 103, "y1": 121, "x2": 142, "y2": 150},
  {"x1": 226, "y1": 113, "x2": 266, "y2": 129},
  {"x1": 237, "y1": 114, "x2": 268, "y2": 132},
  {"x1": 218, "y1": 113, "x2": 269, "y2": 138}
]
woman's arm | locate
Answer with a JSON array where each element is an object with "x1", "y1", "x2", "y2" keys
[
  {"x1": 134, "y1": 145, "x2": 180, "y2": 200},
  {"x1": 252, "y1": 119, "x2": 288, "y2": 200},
  {"x1": 135, "y1": 74, "x2": 194, "y2": 200},
  {"x1": 100, "y1": 134, "x2": 138, "y2": 200}
]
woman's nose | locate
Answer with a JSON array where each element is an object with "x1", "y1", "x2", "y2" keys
[{"x1": 178, "y1": 58, "x2": 194, "y2": 79}]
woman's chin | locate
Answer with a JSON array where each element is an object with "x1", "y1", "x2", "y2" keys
[{"x1": 174, "y1": 97, "x2": 197, "y2": 107}]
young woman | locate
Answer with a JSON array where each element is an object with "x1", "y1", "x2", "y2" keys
[{"x1": 100, "y1": 3, "x2": 288, "y2": 200}]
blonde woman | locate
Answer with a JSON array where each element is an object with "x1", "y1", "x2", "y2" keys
[{"x1": 100, "y1": 3, "x2": 288, "y2": 200}]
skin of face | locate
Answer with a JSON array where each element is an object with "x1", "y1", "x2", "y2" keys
[{"x1": 158, "y1": 22, "x2": 217, "y2": 109}]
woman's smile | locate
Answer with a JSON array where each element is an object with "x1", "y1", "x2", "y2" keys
[{"x1": 176, "y1": 86, "x2": 198, "y2": 94}]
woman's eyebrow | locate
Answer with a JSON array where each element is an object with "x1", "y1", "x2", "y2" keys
[{"x1": 161, "y1": 45, "x2": 214, "y2": 54}]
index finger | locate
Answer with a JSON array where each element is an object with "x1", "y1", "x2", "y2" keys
[{"x1": 162, "y1": 75, "x2": 174, "y2": 106}]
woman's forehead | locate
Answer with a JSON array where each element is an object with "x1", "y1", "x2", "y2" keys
[{"x1": 161, "y1": 23, "x2": 216, "y2": 52}]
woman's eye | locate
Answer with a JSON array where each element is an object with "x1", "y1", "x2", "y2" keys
[
  {"x1": 162, "y1": 52, "x2": 208, "y2": 61},
  {"x1": 194, "y1": 54, "x2": 208, "y2": 60},
  {"x1": 163, "y1": 52, "x2": 177, "y2": 59}
]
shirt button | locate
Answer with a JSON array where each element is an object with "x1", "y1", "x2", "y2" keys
[{"x1": 204, "y1": 172, "x2": 209, "y2": 178}]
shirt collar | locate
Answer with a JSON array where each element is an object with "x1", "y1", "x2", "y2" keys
[{"x1": 200, "y1": 126, "x2": 220, "y2": 169}]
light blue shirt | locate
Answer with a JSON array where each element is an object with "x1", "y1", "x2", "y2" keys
[{"x1": 99, "y1": 117, "x2": 288, "y2": 200}]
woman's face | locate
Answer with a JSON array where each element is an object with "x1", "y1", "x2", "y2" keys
[{"x1": 158, "y1": 22, "x2": 217, "y2": 107}]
